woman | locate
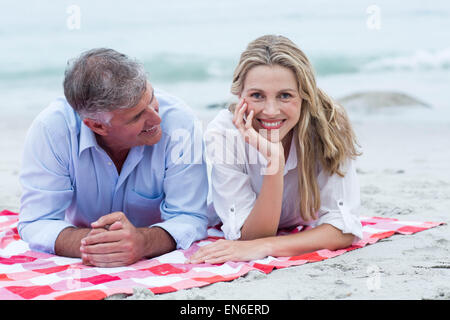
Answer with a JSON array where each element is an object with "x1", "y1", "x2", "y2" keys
[{"x1": 189, "y1": 35, "x2": 362, "y2": 264}]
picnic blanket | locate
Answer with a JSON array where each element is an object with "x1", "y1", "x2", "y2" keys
[{"x1": 0, "y1": 210, "x2": 444, "y2": 300}]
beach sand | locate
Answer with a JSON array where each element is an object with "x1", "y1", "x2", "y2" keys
[{"x1": 1, "y1": 94, "x2": 449, "y2": 300}]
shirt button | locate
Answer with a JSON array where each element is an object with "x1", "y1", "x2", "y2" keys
[
  {"x1": 108, "y1": 162, "x2": 112, "y2": 166},
  {"x1": 338, "y1": 201, "x2": 344, "y2": 206}
]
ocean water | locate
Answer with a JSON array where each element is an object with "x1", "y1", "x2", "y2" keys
[{"x1": 1, "y1": 0, "x2": 450, "y2": 123}]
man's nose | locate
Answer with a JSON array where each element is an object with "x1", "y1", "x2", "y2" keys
[{"x1": 145, "y1": 104, "x2": 161, "y2": 124}]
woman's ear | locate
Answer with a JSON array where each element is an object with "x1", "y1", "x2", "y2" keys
[{"x1": 83, "y1": 118, "x2": 109, "y2": 136}]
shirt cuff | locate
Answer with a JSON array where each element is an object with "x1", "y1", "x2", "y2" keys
[
  {"x1": 218, "y1": 203, "x2": 253, "y2": 241},
  {"x1": 151, "y1": 214, "x2": 208, "y2": 250},
  {"x1": 18, "y1": 219, "x2": 75, "y2": 254},
  {"x1": 316, "y1": 202, "x2": 363, "y2": 243}
]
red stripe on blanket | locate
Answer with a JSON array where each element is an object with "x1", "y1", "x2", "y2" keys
[
  {"x1": 80, "y1": 274, "x2": 122, "y2": 285},
  {"x1": 253, "y1": 263, "x2": 275, "y2": 274},
  {"x1": 55, "y1": 289, "x2": 107, "y2": 300},
  {"x1": 34, "y1": 265, "x2": 72, "y2": 274},
  {"x1": 193, "y1": 274, "x2": 239, "y2": 283},
  {"x1": 6, "y1": 285, "x2": 55, "y2": 299},
  {"x1": 397, "y1": 226, "x2": 427, "y2": 234},
  {"x1": 370, "y1": 231, "x2": 396, "y2": 239},
  {"x1": 289, "y1": 251, "x2": 327, "y2": 262},
  {"x1": 0, "y1": 210, "x2": 18, "y2": 216},
  {"x1": 150, "y1": 286, "x2": 178, "y2": 294},
  {"x1": 0, "y1": 274, "x2": 13, "y2": 281},
  {"x1": 143, "y1": 263, "x2": 187, "y2": 275},
  {"x1": 0, "y1": 255, "x2": 37, "y2": 265}
]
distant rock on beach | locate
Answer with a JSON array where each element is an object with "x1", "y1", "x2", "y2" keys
[
  {"x1": 206, "y1": 102, "x2": 229, "y2": 109},
  {"x1": 337, "y1": 91, "x2": 431, "y2": 112}
]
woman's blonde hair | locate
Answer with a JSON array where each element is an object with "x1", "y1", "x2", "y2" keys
[{"x1": 230, "y1": 35, "x2": 361, "y2": 221}]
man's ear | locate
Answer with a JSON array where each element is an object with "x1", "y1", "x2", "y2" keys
[{"x1": 83, "y1": 118, "x2": 109, "y2": 136}]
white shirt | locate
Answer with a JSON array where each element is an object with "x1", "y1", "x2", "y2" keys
[{"x1": 204, "y1": 109, "x2": 363, "y2": 242}]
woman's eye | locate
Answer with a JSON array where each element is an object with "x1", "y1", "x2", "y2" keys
[
  {"x1": 250, "y1": 92, "x2": 262, "y2": 99},
  {"x1": 280, "y1": 93, "x2": 292, "y2": 99}
]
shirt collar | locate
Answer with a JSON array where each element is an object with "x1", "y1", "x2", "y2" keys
[
  {"x1": 79, "y1": 121, "x2": 100, "y2": 156},
  {"x1": 78, "y1": 120, "x2": 146, "y2": 162}
]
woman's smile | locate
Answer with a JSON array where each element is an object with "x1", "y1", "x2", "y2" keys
[{"x1": 256, "y1": 118, "x2": 286, "y2": 130}]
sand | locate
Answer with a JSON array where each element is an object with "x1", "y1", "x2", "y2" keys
[{"x1": 1, "y1": 93, "x2": 449, "y2": 300}]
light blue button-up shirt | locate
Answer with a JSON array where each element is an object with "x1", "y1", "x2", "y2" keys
[{"x1": 18, "y1": 88, "x2": 211, "y2": 254}]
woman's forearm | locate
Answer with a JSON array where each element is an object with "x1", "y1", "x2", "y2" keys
[
  {"x1": 240, "y1": 158, "x2": 285, "y2": 240},
  {"x1": 261, "y1": 223, "x2": 355, "y2": 257}
]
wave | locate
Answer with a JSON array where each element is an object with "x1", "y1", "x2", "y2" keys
[
  {"x1": 141, "y1": 54, "x2": 235, "y2": 82},
  {"x1": 0, "y1": 54, "x2": 236, "y2": 84},
  {"x1": 1, "y1": 49, "x2": 449, "y2": 84},
  {"x1": 0, "y1": 67, "x2": 63, "y2": 82},
  {"x1": 360, "y1": 48, "x2": 450, "y2": 72},
  {"x1": 312, "y1": 48, "x2": 450, "y2": 75},
  {"x1": 131, "y1": 48, "x2": 450, "y2": 80}
]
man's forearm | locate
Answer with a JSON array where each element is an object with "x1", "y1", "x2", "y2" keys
[
  {"x1": 54, "y1": 227, "x2": 91, "y2": 258},
  {"x1": 56, "y1": 225, "x2": 176, "y2": 262},
  {"x1": 138, "y1": 226, "x2": 177, "y2": 259}
]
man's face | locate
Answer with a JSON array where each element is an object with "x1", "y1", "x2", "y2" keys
[{"x1": 101, "y1": 83, "x2": 162, "y2": 151}]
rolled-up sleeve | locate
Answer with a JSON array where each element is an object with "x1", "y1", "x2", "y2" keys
[
  {"x1": 209, "y1": 164, "x2": 257, "y2": 240},
  {"x1": 151, "y1": 119, "x2": 210, "y2": 249},
  {"x1": 315, "y1": 158, "x2": 363, "y2": 242},
  {"x1": 18, "y1": 119, "x2": 75, "y2": 254},
  {"x1": 204, "y1": 125, "x2": 256, "y2": 240}
]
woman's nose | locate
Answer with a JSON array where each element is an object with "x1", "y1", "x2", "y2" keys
[{"x1": 262, "y1": 100, "x2": 281, "y2": 117}]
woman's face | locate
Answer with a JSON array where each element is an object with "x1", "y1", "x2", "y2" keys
[{"x1": 240, "y1": 64, "x2": 302, "y2": 143}]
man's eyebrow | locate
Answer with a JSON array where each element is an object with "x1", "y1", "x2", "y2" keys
[
  {"x1": 148, "y1": 88, "x2": 155, "y2": 105},
  {"x1": 130, "y1": 109, "x2": 145, "y2": 122},
  {"x1": 142, "y1": 88, "x2": 155, "y2": 109},
  {"x1": 127, "y1": 88, "x2": 155, "y2": 123}
]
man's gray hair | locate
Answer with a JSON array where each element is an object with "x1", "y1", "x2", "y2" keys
[{"x1": 63, "y1": 48, "x2": 148, "y2": 122}]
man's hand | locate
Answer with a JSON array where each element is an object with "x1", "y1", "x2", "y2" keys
[
  {"x1": 79, "y1": 227, "x2": 108, "y2": 266},
  {"x1": 80, "y1": 211, "x2": 146, "y2": 267}
]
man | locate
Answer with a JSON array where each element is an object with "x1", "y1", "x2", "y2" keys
[{"x1": 18, "y1": 48, "x2": 211, "y2": 267}]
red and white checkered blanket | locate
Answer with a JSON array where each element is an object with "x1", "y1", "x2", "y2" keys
[{"x1": 0, "y1": 210, "x2": 444, "y2": 300}]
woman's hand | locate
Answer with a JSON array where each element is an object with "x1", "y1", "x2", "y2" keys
[
  {"x1": 187, "y1": 238, "x2": 270, "y2": 264},
  {"x1": 233, "y1": 99, "x2": 284, "y2": 174}
]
